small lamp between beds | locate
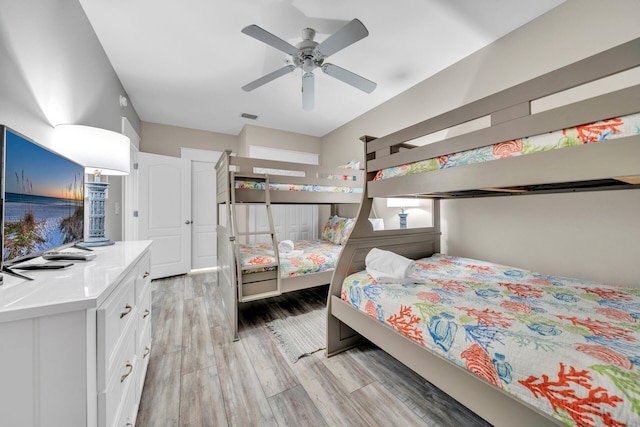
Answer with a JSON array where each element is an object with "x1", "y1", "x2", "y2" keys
[{"x1": 386, "y1": 197, "x2": 419, "y2": 229}]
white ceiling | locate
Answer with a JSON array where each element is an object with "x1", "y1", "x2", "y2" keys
[{"x1": 79, "y1": 0, "x2": 565, "y2": 137}]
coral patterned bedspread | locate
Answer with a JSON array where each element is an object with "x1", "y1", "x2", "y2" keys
[
  {"x1": 240, "y1": 240, "x2": 343, "y2": 278},
  {"x1": 341, "y1": 254, "x2": 640, "y2": 427},
  {"x1": 234, "y1": 181, "x2": 362, "y2": 193},
  {"x1": 374, "y1": 112, "x2": 640, "y2": 181}
]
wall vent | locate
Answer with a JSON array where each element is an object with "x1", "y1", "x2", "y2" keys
[{"x1": 241, "y1": 113, "x2": 258, "y2": 120}]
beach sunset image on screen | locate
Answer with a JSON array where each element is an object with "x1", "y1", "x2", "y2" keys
[{"x1": 3, "y1": 128, "x2": 85, "y2": 263}]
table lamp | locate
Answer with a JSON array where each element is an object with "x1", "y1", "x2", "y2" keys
[
  {"x1": 386, "y1": 197, "x2": 419, "y2": 229},
  {"x1": 53, "y1": 124, "x2": 130, "y2": 246}
]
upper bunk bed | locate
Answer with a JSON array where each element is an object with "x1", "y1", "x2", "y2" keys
[
  {"x1": 365, "y1": 38, "x2": 640, "y2": 199},
  {"x1": 326, "y1": 38, "x2": 640, "y2": 427},
  {"x1": 215, "y1": 151, "x2": 364, "y2": 339},
  {"x1": 215, "y1": 150, "x2": 363, "y2": 204}
]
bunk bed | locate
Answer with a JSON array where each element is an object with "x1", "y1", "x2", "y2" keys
[
  {"x1": 216, "y1": 152, "x2": 364, "y2": 339},
  {"x1": 327, "y1": 38, "x2": 640, "y2": 427}
]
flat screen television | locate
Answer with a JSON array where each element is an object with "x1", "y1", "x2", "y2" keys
[{"x1": 1, "y1": 126, "x2": 85, "y2": 267}]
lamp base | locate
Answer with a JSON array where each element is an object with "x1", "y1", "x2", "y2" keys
[
  {"x1": 85, "y1": 181, "x2": 113, "y2": 246},
  {"x1": 77, "y1": 238, "x2": 115, "y2": 247},
  {"x1": 398, "y1": 212, "x2": 408, "y2": 229}
]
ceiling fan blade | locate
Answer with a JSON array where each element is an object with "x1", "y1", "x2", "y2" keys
[
  {"x1": 241, "y1": 25, "x2": 300, "y2": 56},
  {"x1": 315, "y1": 18, "x2": 369, "y2": 58},
  {"x1": 242, "y1": 65, "x2": 296, "y2": 91},
  {"x1": 302, "y1": 72, "x2": 314, "y2": 111},
  {"x1": 321, "y1": 63, "x2": 377, "y2": 93}
]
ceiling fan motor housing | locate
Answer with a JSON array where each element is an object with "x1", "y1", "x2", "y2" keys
[{"x1": 294, "y1": 28, "x2": 323, "y2": 72}]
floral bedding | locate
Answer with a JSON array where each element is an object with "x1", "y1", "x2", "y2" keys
[
  {"x1": 240, "y1": 239, "x2": 343, "y2": 278},
  {"x1": 374, "y1": 112, "x2": 640, "y2": 181},
  {"x1": 235, "y1": 181, "x2": 362, "y2": 193},
  {"x1": 321, "y1": 215, "x2": 355, "y2": 246},
  {"x1": 235, "y1": 160, "x2": 363, "y2": 193},
  {"x1": 341, "y1": 253, "x2": 640, "y2": 427}
]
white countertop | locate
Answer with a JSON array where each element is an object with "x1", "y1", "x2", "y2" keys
[{"x1": 0, "y1": 240, "x2": 152, "y2": 323}]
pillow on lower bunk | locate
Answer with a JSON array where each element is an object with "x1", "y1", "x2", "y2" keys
[
  {"x1": 322, "y1": 215, "x2": 355, "y2": 245},
  {"x1": 340, "y1": 160, "x2": 360, "y2": 169},
  {"x1": 327, "y1": 160, "x2": 361, "y2": 181},
  {"x1": 339, "y1": 217, "x2": 355, "y2": 245}
]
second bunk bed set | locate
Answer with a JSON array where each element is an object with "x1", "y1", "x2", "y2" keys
[{"x1": 215, "y1": 153, "x2": 363, "y2": 339}]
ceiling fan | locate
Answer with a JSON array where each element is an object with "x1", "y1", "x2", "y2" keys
[{"x1": 241, "y1": 18, "x2": 377, "y2": 111}]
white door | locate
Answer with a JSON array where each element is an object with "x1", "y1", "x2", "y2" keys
[
  {"x1": 191, "y1": 160, "x2": 216, "y2": 269},
  {"x1": 138, "y1": 152, "x2": 190, "y2": 279},
  {"x1": 182, "y1": 148, "x2": 221, "y2": 270},
  {"x1": 190, "y1": 160, "x2": 217, "y2": 269}
]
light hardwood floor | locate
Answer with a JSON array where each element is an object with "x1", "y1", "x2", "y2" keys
[{"x1": 136, "y1": 271, "x2": 492, "y2": 427}]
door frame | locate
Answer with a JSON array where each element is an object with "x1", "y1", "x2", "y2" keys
[{"x1": 121, "y1": 118, "x2": 141, "y2": 241}]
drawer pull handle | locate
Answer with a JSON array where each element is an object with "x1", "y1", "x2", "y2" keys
[
  {"x1": 121, "y1": 362, "x2": 133, "y2": 383},
  {"x1": 143, "y1": 309, "x2": 151, "y2": 318},
  {"x1": 143, "y1": 272, "x2": 150, "y2": 278},
  {"x1": 120, "y1": 304, "x2": 133, "y2": 319},
  {"x1": 144, "y1": 346, "x2": 151, "y2": 357}
]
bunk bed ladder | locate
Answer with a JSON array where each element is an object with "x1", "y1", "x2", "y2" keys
[{"x1": 231, "y1": 172, "x2": 281, "y2": 302}]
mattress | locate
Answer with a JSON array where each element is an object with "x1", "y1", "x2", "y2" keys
[
  {"x1": 240, "y1": 239, "x2": 343, "y2": 278},
  {"x1": 235, "y1": 181, "x2": 362, "y2": 193},
  {"x1": 374, "y1": 112, "x2": 640, "y2": 181},
  {"x1": 341, "y1": 253, "x2": 640, "y2": 427}
]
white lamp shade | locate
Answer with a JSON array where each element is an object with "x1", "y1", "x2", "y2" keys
[
  {"x1": 386, "y1": 197, "x2": 420, "y2": 208},
  {"x1": 53, "y1": 124, "x2": 130, "y2": 175}
]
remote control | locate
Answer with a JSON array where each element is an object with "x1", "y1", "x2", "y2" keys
[
  {"x1": 13, "y1": 262, "x2": 74, "y2": 270},
  {"x1": 42, "y1": 251, "x2": 97, "y2": 261}
]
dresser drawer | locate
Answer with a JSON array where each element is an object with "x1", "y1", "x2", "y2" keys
[
  {"x1": 135, "y1": 320, "x2": 152, "y2": 402},
  {"x1": 97, "y1": 272, "x2": 137, "y2": 390},
  {"x1": 117, "y1": 381, "x2": 137, "y2": 427},
  {"x1": 137, "y1": 282, "x2": 152, "y2": 350},
  {"x1": 135, "y1": 253, "x2": 152, "y2": 302},
  {"x1": 98, "y1": 325, "x2": 137, "y2": 427}
]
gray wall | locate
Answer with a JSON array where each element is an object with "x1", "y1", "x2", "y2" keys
[
  {"x1": 440, "y1": 190, "x2": 640, "y2": 287},
  {"x1": 0, "y1": 0, "x2": 142, "y2": 242},
  {"x1": 321, "y1": 0, "x2": 640, "y2": 286},
  {"x1": 141, "y1": 122, "x2": 237, "y2": 158},
  {"x1": 140, "y1": 122, "x2": 323, "y2": 160}
]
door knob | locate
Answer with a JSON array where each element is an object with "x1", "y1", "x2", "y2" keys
[{"x1": 185, "y1": 220, "x2": 192, "y2": 224}]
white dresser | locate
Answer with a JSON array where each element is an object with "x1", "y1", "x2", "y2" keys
[{"x1": 0, "y1": 240, "x2": 152, "y2": 427}]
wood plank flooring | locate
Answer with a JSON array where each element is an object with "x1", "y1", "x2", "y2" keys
[{"x1": 136, "y1": 271, "x2": 493, "y2": 427}]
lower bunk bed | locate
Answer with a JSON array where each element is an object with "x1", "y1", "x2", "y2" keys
[
  {"x1": 329, "y1": 246, "x2": 640, "y2": 427},
  {"x1": 219, "y1": 214, "x2": 354, "y2": 339},
  {"x1": 237, "y1": 214, "x2": 354, "y2": 295}
]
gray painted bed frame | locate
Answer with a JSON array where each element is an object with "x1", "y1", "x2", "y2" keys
[
  {"x1": 215, "y1": 151, "x2": 364, "y2": 339},
  {"x1": 327, "y1": 38, "x2": 640, "y2": 427}
]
